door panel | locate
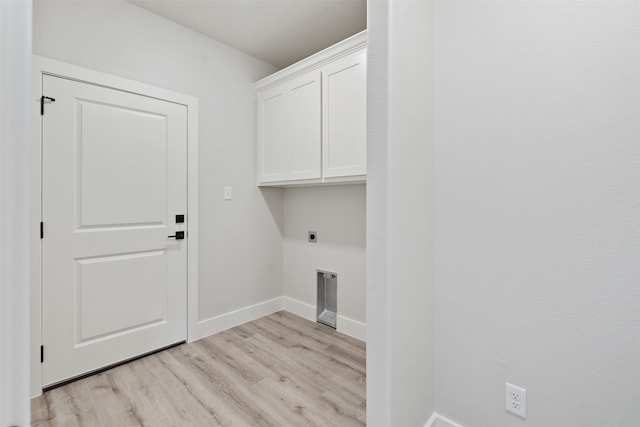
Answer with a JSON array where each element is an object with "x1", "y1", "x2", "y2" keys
[
  {"x1": 77, "y1": 251, "x2": 166, "y2": 342},
  {"x1": 79, "y1": 101, "x2": 167, "y2": 227},
  {"x1": 258, "y1": 90, "x2": 287, "y2": 182},
  {"x1": 286, "y1": 71, "x2": 321, "y2": 180},
  {"x1": 322, "y1": 50, "x2": 367, "y2": 178},
  {"x1": 42, "y1": 75, "x2": 187, "y2": 387}
]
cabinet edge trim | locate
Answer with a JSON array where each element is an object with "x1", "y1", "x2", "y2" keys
[{"x1": 255, "y1": 30, "x2": 367, "y2": 91}]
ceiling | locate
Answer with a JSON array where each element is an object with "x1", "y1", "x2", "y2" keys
[{"x1": 127, "y1": 0, "x2": 367, "y2": 69}]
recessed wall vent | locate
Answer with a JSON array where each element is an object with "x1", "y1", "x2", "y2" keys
[{"x1": 317, "y1": 270, "x2": 337, "y2": 329}]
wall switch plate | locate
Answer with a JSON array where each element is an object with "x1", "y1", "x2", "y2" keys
[
  {"x1": 506, "y1": 382, "x2": 527, "y2": 418},
  {"x1": 224, "y1": 186, "x2": 232, "y2": 200},
  {"x1": 308, "y1": 231, "x2": 317, "y2": 243}
]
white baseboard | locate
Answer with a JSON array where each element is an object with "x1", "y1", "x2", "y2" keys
[
  {"x1": 283, "y1": 296, "x2": 316, "y2": 321},
  {"x1": 190, "y1": 297, "x2": 284, "y2": 341},
  {"x1": 190, "y1": 296, "x2": 366, "y2": 343},
  {"x1": 336, "y1": 314, "x2": 366, "y2": 342},
  {"x1": 425, "y1": 413, "x2": 465, "y2": 427},
  {"x1": 282, "y1": 296, "x2": 366, "y2": 342}
]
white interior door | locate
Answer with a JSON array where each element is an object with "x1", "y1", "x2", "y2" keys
[{"x1": 41, "y1": 75, "x2": 187, "y2": 387}]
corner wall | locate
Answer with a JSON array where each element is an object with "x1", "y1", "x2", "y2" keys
[
  {"x1": 367, "y1": 0, "x2": 436, "y2": 425},
  {"x1": 369, "y1": 1, "x2": 640, "y2": 426},
  {"x1": 0, "y1": 1, "x2": 32, "y2": 424}
]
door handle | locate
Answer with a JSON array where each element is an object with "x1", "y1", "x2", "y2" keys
[{"x1": 168, "y1": 231, "x2": 185, "y2": 240}]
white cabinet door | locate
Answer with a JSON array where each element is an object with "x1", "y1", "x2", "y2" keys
[
  {"x1": 286, "y1": 71, "x2": 321, "y2": 180},
  {"x1": 256, "y1": 33, "x2": 367, "y2": 186},
  {"x1": 322, "y1": 50, "x2": 367, "y2": 178},
  {"x1": 41, "y1": 75, "x2": 187, "y2": 387},
  {"x1": 257, "y1": 88, "x2": 287, "y2": 182}
]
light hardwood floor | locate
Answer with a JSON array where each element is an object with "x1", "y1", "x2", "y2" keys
[{"x1": 31, "y1": 311, "x2": 366, "y2": 426}]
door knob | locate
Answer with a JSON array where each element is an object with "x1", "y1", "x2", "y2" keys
[{"x1": 168, "y1": 231, "x2": 185, "y2": 240}]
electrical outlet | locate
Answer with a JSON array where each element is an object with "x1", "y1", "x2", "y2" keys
[{"x1": 505, "y1": 382, "x2": 526, "y2": 418}]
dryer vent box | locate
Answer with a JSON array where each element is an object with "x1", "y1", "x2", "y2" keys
[{"x1": 317, "y1": 270, "x2": 337, "y2": 328}]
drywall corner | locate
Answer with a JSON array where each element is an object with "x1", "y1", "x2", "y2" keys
[{"x1": 367, "y1": 0, "x2": 436, "y2": 425}]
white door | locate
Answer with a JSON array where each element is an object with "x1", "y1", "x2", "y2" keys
[
  {"x1": 322, "y1": 50, "x2": 367, "y2": 178},
  {"x1": 41, "y1": 75, "x2": 187, "y2": 387}
]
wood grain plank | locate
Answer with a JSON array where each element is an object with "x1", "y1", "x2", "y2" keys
[{"x1": 31, "y1": 311, "x2": 366, "y2": 426}]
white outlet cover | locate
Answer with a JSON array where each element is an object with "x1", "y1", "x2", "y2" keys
[
  {"x1": 223, "y1": 186, "x2": 232, "y2": 200},
  {"x1": 505, "y1": 382, "x2": 527, "y2": 418}
]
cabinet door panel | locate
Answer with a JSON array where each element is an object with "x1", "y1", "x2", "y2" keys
[
  {"x1": 286, "y1": 71, "x2": 321, "y2": 180},
  {"x1": 258, "y1": 90, "x2": 287, "y2": 182},
  {"x1": 322, "y1": 51, "x2": 367, "y2": 178}
]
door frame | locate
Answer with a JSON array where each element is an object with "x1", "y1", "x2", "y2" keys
[{"x1": 30, "y1": 56, "x2": 199, "y2": 397}]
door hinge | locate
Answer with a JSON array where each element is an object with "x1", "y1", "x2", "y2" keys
[
  {"x1": 40, "y1": 345, "x2": 44, "y2": 363},
  {"x1": 40, "y1": 222, "x2": 44, "y2": 239},
  {"x1": 40, "y1": 96, "x2": 55, "y2": 115}
]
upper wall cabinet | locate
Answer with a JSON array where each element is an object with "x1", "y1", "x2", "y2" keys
[
  {"x1": 258, "y1": 71, "x2": 321, "y2": 182},
  {"x1": 256, "y1": 31, "x2": 367, "y2": 186}
]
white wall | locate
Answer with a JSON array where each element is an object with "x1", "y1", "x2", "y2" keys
[
  {"x1": 369, "y1": 0, "x2": 640, "y2": 426},
  {"x1": 433, "y1": 2, "x2": 640, "y2": 426},
  {"x1": 282, "y1": 185, "x2": 366, "y2": 333},
  {"x1": 367, "y1": 0, "x2": 436, "y2": 425},
  {"x1": 32, "y1": 0, "x2": 282, "y2": 322},
  {"x1": 0, "y1": 1, "x2": 32, "y2": 424}
]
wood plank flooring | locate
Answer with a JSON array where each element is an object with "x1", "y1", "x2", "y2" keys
[{"x1": 31, "y1": 311, "x2": 366, "y2": 426}]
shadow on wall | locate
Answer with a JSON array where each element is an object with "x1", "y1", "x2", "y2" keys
[{"x1": 258, "y1": 186, "x2": 285, "y2": 236}]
